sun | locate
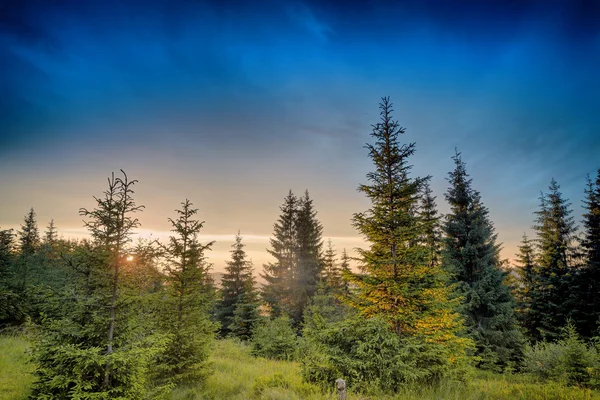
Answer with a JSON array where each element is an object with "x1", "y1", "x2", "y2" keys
[{"x1": 126, "y1": 255, "x2": 134, "y2": 262}]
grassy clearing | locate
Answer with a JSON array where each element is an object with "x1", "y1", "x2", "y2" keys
[
  {"x1": 0, "y1": 334, "x2": 35, "y2": 400},
  {"x1": 2, "y1": 335, "x2": 600, "y2": 399},
  {"x1": 173, "y1": 339, "x2": 600, "y2": 400}
]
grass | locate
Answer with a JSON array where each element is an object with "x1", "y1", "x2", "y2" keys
[
  {"x1": 173, "y1": 339, "x2": 600, "y2": 400},
  {"x1": 2, "y1": 335, "x2": 600, "y2": 399},
  {"x1": 0, "y1": 334, "x2": 35, "y2": 400}
]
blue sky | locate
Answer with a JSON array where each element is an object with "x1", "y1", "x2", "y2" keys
[{"x1": 1, "y1": 0, "x2": 599, "y2": 271}]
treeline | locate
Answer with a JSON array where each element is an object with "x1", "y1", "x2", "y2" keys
[{"x1": 1, "y1": 97, "x2": 600, "y2": 397}]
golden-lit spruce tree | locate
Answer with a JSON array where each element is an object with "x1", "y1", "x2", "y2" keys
[
  {"x1": 347, "y1": 97, "x2": 469, "y2": 363},
  {"x1": 156, "y1": 199, "x2": 216, "y2": 384}
]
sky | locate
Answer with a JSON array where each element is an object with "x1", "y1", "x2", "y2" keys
[{"x1": 1, "y1": 0, "x2": 599, "y2": 273}]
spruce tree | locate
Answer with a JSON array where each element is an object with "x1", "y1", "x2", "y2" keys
[
  {"x1": 0, "y1": 228, "x2": 20, "y2": 326},
  {"x1": 292, "y1": 191, "x2": 324, "y2": 325},
  {"x1": 261, "y1": 191, "x2": 298, "y2": 318},
  {"x1": 16, "y1": 208, "x2": 40, "y2": 290},
  {"x1": 156, "y1": 199, "x2": 215, "y2": 384},
  {"x1": 346, "y1": 97, "x2": 469, "y2": 365},
  {"x1": 217, "y1": 232, "x2": 259, "y2": 339},
  {"x1": 19, "y1": 208, "x2": 40, "y2": 257},
  {"x1": 443, "y1": 151, "x2": 524, "y2": 370},
  {"x1": 44, "y1": 219, "x2": 58, "y2": 245},
  {"x1": 322, "y1": 239, "x2": 343, "y2": 291},
  {"x1": 530, "y1": 179, "x2": 578, "y2": 341},
  {"x1": 514, "y1": 234, "x2": 537, "y2": 339},
  {"x1": 339, "y1": 248, "x2": 352, "y2": 296},
  {"x1": 33, "y1": 171, "x2": 162, "y2": 399},
  {"x1": 419, "y1": 181, "x2": 443, "y2": 268},
  {"x1": 573, "y1": 171, "x2": 600, "y2": 338}
]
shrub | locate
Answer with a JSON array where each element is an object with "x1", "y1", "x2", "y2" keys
[
  {"x1": 251, "y1": 316, "x2": 298, "y2": 361},
  {"x1": 300, "y1": 315, "x2": 470, "y2": 393},
  {"x1": 524, "y1": 323, "x2": 599, "y2": 388}
]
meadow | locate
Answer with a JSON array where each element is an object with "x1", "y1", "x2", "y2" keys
[{"x1": 2, "y1": 334, "x2": 600, "y2": 400}]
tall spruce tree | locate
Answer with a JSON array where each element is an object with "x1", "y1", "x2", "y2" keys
[
  {"x1": 443, "y1": 150, "x2": 524, "y2": 370},
  {"x1": 217, "y1": 232, "x2": 259, "y2": 339},
  {"x1": 292, "y1": 191, "x2": 324, "y2": 325},
  {"x1": 346, "y1": 97, "x2": 469, "y2": 365},
  {"x1": 573, "y1": 171, "x2": 600, "y2": 338},
  {"x1": 514, "y1": 233, "x2": 537, "y2": 339},
  {"x1": 156, "y1": 199, "x2": 215, "y2": 384},
  {"x1": 530, "y1": 179, "x2": 578, "y2": 341},
  {"x1": 262, "y1": 191, "x2": 298, "y2": 317}
]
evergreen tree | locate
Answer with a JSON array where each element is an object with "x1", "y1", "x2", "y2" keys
[
  {"x1": 217, "y1": 232, "x2": 259, "y2": 339},
  {"x1": 229, "y1": 293, "x2": 261, "y2": 342},
  {"x1": 19, "y1": 207, "x2": 40, "y2": 257},
  {"x1": 339, "y1": 248, "x2": 352, "y2": 296},
  {"x1": 530, "y1": 179, "x2": 578, "y2": 341},
  {"x1": 33, "y1": 171, "x2": 163, "y2": 399},
  {"x1": 292, "y1": 191, "x2": 324, "y2": 324},
  {"x1": 419, "y1": 181, "x2": 443, "y2": 268},
  {"x1": 44, "y1": 219, "x2": 58, "y2": 245},
  {"x1": 573, "y1": 171, "x2": 600, "y2": 338},
  {"x1": 346, "y1": 97, "x2": 469, "y2": 365},
  {"x1": 15, "y1": 208, "x2": 40, "y2": 290},
  {"x1": 514, "y1": 233, "x2": 537, "y2": 339},
  {"x1": 322, "y1": 239, "x2": 343, "y2": 291},
  {"x1": 0, "y1": 228, "x2": 21, "y2": 326},
  {"x1": 443, "y1": 151, "x2": 524, "y2": 370},
  {"x1": 156, "y1": 199, "x2": 215, "y2": 384},
  {"x1": 261, "y1": 191, "x2": 298, "y2": 317}
]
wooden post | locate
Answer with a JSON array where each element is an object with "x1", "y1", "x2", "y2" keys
[{"x1": 336, "y1": 378, "x2": 346, "y2": 400}]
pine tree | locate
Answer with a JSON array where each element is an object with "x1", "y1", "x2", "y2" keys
[
  {"x1": 262, "y1": 191, "x2": 298, "y2": 318},
  {"x1": 346, "y1": 97, "x2": 469, "y2": 366},
  {"x1": 44, "y1": 219, "x2": 58, "y2": 245},
  {"x1": 419, "y1": 181, "x2": 443, "y2": 268},
  {"x1": 292, "y1": 191, "x2": 324, "y2": 325},
  {"x1": 573, "y1": 171, "x2": 600, "y2": 338},
  {"x1": 217, "y1": 232, "x2": 259, "y2": 339},
  {"x1": 443, "y1": 151, "x2": 524, "y2": 370},
  {"x1": 530, "y1": 179, "x2": 578, "y2": 341},
  {"x1": 33, "y1": 171, "x2": 163, "y2": 399},
  {"x1": 0, "y1": 228, "x2": 21, "y2": 326},
  {"x1": 157, "y1": 199, "x2": 216, "y2": 384},
  {"x1": 514, "y1": 234, "x2": 537, "y2": 339},
  {"x1": 339, "y1": 248, "x2": 352, "y2": 296},
  {"x1": 15, "y1": 208, "x2": 40, "y2": 290},
  {"x1": 19, "y1": 208, "x2": 40, "y2": 257},
  {"x1": 322, "y1": 239, "x2": 343, "y2": 291}
]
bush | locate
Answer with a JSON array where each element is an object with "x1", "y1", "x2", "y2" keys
[
  {"x1": 251, "y1": 316, "x2": 298, "y2": 361},
  {"x1": 524, "y1": 323, "x2": 600, "y2": 388},
  {"x1": 300, "y1": 315, "x2": 471, "y2": 393}
]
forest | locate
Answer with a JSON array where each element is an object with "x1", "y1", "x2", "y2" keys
[{"x1": 1, "y1": 97, "x2": 600, "y2": 400}]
